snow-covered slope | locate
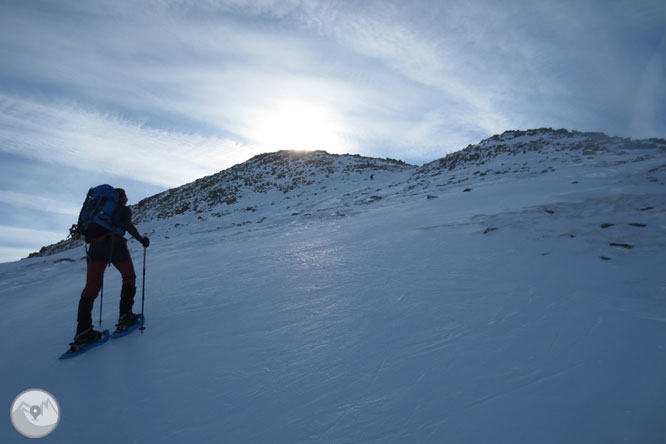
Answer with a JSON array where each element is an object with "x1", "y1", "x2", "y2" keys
[
  {"x1": 30, "y1": 150, "x2": 416, "y2": 257},
  {"x1": 3, "y1": 129, "x2": 666, "y2": 443}
]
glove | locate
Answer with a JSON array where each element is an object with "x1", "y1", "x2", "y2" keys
[{"x1": 141, "y1": 236, "x2": 150, "y2": 248}]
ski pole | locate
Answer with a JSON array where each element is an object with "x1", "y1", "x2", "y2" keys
[
  {"x1": 140, "y1": 246, "x2": 146, "y2": 333},
  {"x1": 100, "y1": 238, "x2": 113, "y2": 327},
  {"x1": 99, "y1": 275, "x2": 104, "y2": 327}
]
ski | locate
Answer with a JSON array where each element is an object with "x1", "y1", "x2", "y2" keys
[
  {"x1": 111, "y1": 314, "x2": 145, "y2": 338},
  {"x1": 59, "y1": 330, "x2": 110, "y2": 360}
]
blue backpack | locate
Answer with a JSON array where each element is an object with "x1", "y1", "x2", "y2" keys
[{"x1": 71, "y1": 184, "x2": 125, "y2": 241}]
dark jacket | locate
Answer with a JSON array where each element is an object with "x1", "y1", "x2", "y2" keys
[
  {"x1": 87, "y1": 205, "x2": 142, "y2": 242},
  {"x1": 113, "y1": 205, "x2": 142, "y2": 241}
]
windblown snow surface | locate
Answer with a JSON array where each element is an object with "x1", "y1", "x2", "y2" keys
[{"x1": 2, "y1": 130, "x2": 666, "y2": 443}]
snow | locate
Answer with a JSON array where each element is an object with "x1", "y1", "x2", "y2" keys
[{"x1": 2, "y1": 132, "x2": 666, "y2": 443}]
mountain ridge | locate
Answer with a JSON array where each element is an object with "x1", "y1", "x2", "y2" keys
[{"x1": 27, "y1": 128, "x2": 666, "y2": 259}]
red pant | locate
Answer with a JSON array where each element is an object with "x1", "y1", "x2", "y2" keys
[
  {"x1": 80, "y1": 259, "x2": 136, "y2": 300},
  {"x1": 80, "y1": 236, "x2": 136, "y2": 300}
]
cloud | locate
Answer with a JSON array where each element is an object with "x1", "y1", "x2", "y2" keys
[
  {"x1": 0, "y1": 0, "x2": 506, "y2": 163},
  {"x1": 0, "y1": 0, "x2": 664, "y2": 170},
  {"x1": 0, "y1": 225, "x2": 64, "y2": 249},
  {"x1": 0, "y1": 93, "x2": 256, "y2": 188},
  {"x1": 0, "y1": 190, "x2": 80, "y2": 216},
  {"x1": 294, "y1": 1, "x2": 665, "y2": 139},
  {"x1": 0, "y1": 225, "x2": 69, "y2": 263},
  {"x1": 0, "y1": 246, "x2": 36, "y2": 264},
  {"x1": 631, "y1": 32, "x2": 666, "y2": 137}
]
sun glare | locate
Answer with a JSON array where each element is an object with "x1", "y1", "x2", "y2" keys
[{"x1": 249, "y1": 100, "x2": 348, "y2": 154}]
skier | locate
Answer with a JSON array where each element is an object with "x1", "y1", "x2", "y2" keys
[{"x1": 72, "y1": 188, "x2": 150, "y2": 346}]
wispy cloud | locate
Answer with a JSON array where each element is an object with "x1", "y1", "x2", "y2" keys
[
  {"x1": 0, "y1": 190, "x2": 80, "y2": 216},
  {"x1": 0, "y1": 224, "x2": 63, "y2": 242},
  {"x1": 0, "y1": 0, "x2": 503, "y2": 163},
  {"x1": 0, "y1": 93, "x2": 254, "y2": 188},
  {"x1": 0, "y1": 224, "x2": 76, "y2": 263}
]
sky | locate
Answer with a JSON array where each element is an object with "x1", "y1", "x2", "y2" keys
[{"x1": 0, "y1": 0, "x2": 665, "y2": 263}]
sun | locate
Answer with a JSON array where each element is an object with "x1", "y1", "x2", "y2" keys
[{"x1": 249, "y1": 100, "x2": 348, "y2": 153}]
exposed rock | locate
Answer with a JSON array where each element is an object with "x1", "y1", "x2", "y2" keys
[{"x1": 609, "y1": 243, "x2": 633, "y2": 249}]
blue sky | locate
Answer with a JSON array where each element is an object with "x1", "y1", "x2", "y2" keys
[{"x1": 0, "y1": 0, "x2": 665, "y2": 263}]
